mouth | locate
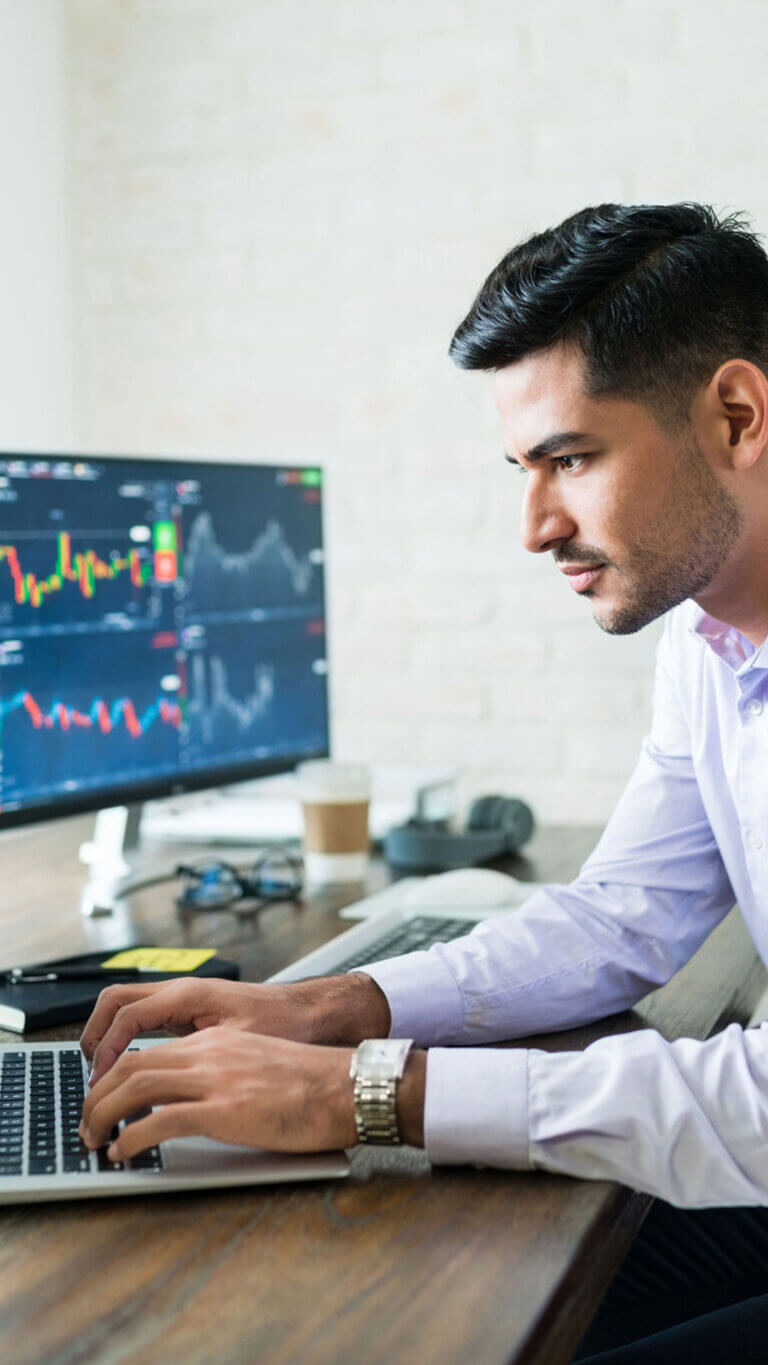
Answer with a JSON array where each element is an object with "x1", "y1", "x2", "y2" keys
[{"x1": 559, "y1": 564, "x2": 605, "y2": 593}]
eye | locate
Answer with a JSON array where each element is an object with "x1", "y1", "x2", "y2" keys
[{"x1": 555, "y1": 453, "x2": 589, "y2": 472}]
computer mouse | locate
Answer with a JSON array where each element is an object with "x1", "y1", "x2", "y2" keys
[{"x1": 402, "y1": 866, "x2": 530, "y2": 910}]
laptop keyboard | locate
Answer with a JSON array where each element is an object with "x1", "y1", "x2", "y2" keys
[
  {"x1": 0, "y1": 1048, "x2": 163, "y2": 1179},
  {"x1": 322, "y1": 915, "x2": 480, "y2": 976}
]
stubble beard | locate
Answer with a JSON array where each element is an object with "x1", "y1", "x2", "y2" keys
[{"x1": 591, "y1": 441, "x2": 745, "y2": 636}]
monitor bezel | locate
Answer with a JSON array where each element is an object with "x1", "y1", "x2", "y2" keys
[{"x1": 0, "y1": 452, "x2": 330, "y2": 832}]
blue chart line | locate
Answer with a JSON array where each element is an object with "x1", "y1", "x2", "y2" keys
[{"x1": 1, "y1": 689, "x2": 182, "y2": 738}]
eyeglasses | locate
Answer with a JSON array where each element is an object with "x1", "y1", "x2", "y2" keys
[{"x1": 175, "y1": 848, "x2": 303, "y2": 914}]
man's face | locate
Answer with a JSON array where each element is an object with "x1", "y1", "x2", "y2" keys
[{"x1": 493, "y1": 345, "x2": 745, "y2": 634}]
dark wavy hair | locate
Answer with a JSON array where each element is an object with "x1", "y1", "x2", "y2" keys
[{"x1": 449, "y1": 202, "x2": 768, "y2": 427}]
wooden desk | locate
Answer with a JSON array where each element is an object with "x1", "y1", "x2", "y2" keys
[{"x1": 0, "y1": 817, "x2": 764, "y2": 1365}]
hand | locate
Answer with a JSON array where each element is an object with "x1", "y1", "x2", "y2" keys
[
  {"x1": 81, "y1": 973, "x2": 392, "y2": 1086},
  {"x1": 80, "y1": 1028, "x2": 428, "y2": 1160},
  {"x1": 80, "y1": 1028, "x2": 359, "y2": 1159}
]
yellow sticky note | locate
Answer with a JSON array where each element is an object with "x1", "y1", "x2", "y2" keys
[{"x1": 100, "y1": 948, "x2": 217, "y2": 973}]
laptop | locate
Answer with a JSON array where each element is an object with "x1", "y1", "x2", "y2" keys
[{"x1": 0, "y1": 1038, "x2": 348, "y2": 1204}]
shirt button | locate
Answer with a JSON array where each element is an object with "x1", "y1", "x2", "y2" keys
[
  {"x1": 746, "y1": 830, "x2": 764, "y2": 851},
  {"x1": 748, "y1": 698, "x2": 764, "y2": 717}
]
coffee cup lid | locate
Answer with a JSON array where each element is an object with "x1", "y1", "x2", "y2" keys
[{"x1": 296, "y1": 760, "x2": 370, "y2": 802}]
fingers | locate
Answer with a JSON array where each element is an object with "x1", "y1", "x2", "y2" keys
[
  {"x1": 81, "y1": 1037, "x2": 190, "y2": 1135},
  {"x1": 80, "y1": 982, "x2": 168, "y2": 1065},
  {"x1": 86, "y1": 988, "x2": 196, "y2": 1084},
  {"x1": 81, "y1": 1068, "x2": 203, "y2": 1149},
  {"x1": 104, "y1": 1103, "x2": 205, "y2": 1163},
  {"x1": 81, "y1": 1035, "x2": 223, "y2": 1160}
]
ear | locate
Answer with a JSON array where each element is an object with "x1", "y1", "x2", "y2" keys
[{"x1": 698, "y1": 360, "x2": 768, "y2": 470}]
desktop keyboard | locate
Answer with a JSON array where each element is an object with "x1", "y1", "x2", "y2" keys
[
  {"x1": 321, "y1": 915, "x2": 481, "y2": 976},
  {"x1": 0, "y1": 1048, "x2": 163, "y2": 1178}
]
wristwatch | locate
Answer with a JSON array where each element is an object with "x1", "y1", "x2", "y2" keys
[{"x1": 349, "y1": 1038, "x2": 414, "y2": 1144}]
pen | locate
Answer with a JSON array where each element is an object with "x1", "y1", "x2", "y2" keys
[{"x1": 2, "y1": 968, "x2": 193, "y2": 984}]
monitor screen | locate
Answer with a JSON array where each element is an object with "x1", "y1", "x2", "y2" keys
[{"x1": 0, "y1": 455, "x2": 329, "y2": 828}]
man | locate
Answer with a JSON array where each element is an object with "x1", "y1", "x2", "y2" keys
[{"x1": 80, "y1": 203, "x2": 768, "y2": 1361}]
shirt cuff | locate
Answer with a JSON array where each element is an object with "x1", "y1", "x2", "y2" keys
[
  {"x1": 358, "y1": 950, "x2": 465, "y2": 1046},
  {"x1": 424, "y1": 1047, "x2": 531, "y2": 1168}
]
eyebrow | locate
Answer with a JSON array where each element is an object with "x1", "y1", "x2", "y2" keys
[{"x1": 504, "y1": 431, "x2": 594, "y2": 466}]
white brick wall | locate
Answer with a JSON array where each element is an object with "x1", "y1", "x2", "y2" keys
[
  {"x1": 0, "y1": 0, "x2": 75, "y2": 450},
  {"x1": 64, "y1": 0, "x2": 768, "y2": 824}
]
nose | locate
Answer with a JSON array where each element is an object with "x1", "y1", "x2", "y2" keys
[{"x1": 519, "y1": 472, "x2": 577, "y2": 555}]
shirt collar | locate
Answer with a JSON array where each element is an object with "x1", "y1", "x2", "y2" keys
[{"x1": 688, "y1": 605, "x2": 768, "y2": 675}]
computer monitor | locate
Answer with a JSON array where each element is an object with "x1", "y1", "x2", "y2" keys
[{"x1": 0, "y1": 454, "x2": 329, "y2": 835}]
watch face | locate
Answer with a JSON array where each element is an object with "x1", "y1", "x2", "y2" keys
[
  {"x1": 352, "y1": 1038, "x2": 414, "y2": 1077},
  {"x1": 363, "y1": 1042, "x2": 394, "y2": 1066}
]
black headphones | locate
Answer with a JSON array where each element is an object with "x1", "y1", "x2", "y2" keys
[{"x1": 383, "y1": 794, "x2": 535, "y2": 872}]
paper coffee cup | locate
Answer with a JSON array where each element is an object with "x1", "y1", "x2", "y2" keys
[{"x1": 296, "y1": 761, "x2": 370, "y2": 885}]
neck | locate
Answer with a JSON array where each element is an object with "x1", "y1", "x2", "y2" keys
[
  {"x1": 698, "y1": 602, "x2": 768, "y2": 649},
  {"x1": 694, "y1": 531, "x2": 768, "y2": 648}
]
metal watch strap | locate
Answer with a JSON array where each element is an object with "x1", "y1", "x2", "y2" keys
[
  {"x1": 350, "y1": 1038, "x2": 414, "y2": 1145},
  {"x1": 352, "y1": 1073, "x2": 401, "y2": 1144}
]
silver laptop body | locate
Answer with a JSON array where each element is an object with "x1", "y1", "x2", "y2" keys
[{"x1": 0, "y1": 1038, "x2": 348, "y2": 1204}]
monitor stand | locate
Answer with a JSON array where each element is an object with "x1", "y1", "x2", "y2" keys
[{"x1": 78, "y1": 804, "x2": 145, "y2": 917}]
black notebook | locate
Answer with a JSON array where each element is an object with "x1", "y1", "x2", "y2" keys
[{"x1": 0, "y1": 947, "x2": 241, "y2": 1035}]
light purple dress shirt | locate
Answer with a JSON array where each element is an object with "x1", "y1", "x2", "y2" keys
[{"x1": 363, "y1": 601, "x2": 768, "y2": 1207}]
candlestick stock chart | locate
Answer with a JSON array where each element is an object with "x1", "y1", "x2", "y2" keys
[{"x1": 0, "y1": 458, "x2": 328, "y2": 816}]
